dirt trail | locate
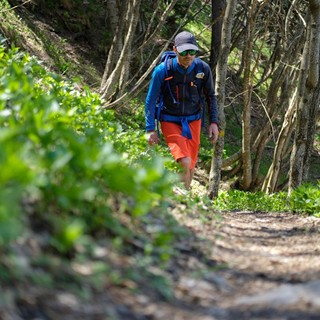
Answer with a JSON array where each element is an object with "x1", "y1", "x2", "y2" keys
[
  {"x1": 6, "y1": 210, "x2": 320, "y2": 320},
  {"x1": 160, "y1": 210, "x2": 320, "y2": 320},
  {"x1": 111, "y1": 210, "x2": 320, "y2": 320},
  {"x1": 116, "y1": 211, "x2": 320, "y2": 320}
]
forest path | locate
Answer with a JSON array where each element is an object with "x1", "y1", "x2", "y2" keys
[
  {"x1": 8, "y1": 209, "x2": 320, "y2": 320},
  {"x1": 157, "y1": 209, "x2": 320, "y2": 320}
]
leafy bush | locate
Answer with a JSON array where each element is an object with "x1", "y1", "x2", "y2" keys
[
  {"x1": 214, "y1": 185, "x2": 320, "y2": 217},
  {"x1": 213, "y1": 190, "x2": 289, "y2": 212},
  {"x1": 290, "y1": 183, "x2": 320, "y2": 216},
  {"x1": 0, "y1": 44, "x2": 176, "y2": 251}
]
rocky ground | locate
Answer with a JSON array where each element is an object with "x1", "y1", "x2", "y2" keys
[
  {"x1": 3, "y1": 206, "x2": 319, "y2": 320},
  {"x1": 133, "y1": 209, "x2": 320, "y2": 320},
  {"x1": 168, "y1": 209, "x2": 320, "y2": 320}
]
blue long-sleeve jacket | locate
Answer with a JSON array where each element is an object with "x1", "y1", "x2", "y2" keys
[{"x1": 145, "y1": 57, "x2": 219, "y2": 132}]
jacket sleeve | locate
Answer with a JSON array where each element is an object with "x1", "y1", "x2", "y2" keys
[
  {"x1": 202, "y1": 61, "x2": 219, "y2": 124},
  {"x1": 145, "y1": 64, "x2": 165, "y2": 132}
]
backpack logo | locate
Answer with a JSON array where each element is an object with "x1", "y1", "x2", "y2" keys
[{"x1": 196, "y1": 72, "x2": 205, "y2": 79}]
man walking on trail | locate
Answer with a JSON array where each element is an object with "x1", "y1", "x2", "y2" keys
[{"x1": 145, "y1": 31, "x2": 219, "y2": 190}]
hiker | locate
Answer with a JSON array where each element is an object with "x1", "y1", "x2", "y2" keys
[{"x1": 145, "y1": 31, "x2": 219, "y2": 190}]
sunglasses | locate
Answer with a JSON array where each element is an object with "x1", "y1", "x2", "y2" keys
[{"x1": 178, "y1": 50, "x2": 197, "y2": 56}]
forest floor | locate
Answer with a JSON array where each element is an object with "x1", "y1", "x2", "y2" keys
[
  {"x1": 4, "y1": 193, "x2": 320, "y2": 320},
  {"x1": 101, "y1": 207, "x2": 320, "y2": 320}
]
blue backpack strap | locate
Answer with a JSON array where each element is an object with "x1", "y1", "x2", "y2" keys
[
  {"x1": 164, "y1": 55, "x2": 177, "y2": 104},
  {"x1": 156, "y1": 52, "x2": 177, "y2": 135},
  {"x1": 193, "y1": 58, "x2": 206, "y2": 127}
]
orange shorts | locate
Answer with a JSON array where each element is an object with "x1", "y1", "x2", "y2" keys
[{"x1": 160, "y1": 119, "x2": 201, "y2": 169}]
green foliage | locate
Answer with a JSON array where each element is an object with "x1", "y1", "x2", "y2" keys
[
  {"x1": 290, "y1": 183, "x2": 320, "y2": 216},
  {"x1": 213, "y1": 185, "x2": 320, "y2": 217},
  {"x1": 51, "y1": 218, "x2": 85, "y2": 253},
  {"x1": 0, "y1": 44, "x2": 176, "y2": 252},
  {"x1": 0, "y1": 188, "x2": 23, "y2": 246},
  {"x1": 213, "y1": 190, "x2": 290, "y2": 212}
]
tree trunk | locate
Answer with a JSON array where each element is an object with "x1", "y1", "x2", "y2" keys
[
  {"x1": 101, "y1": 0, "x2": 199, "y2": 109},
  {"x1": 100, "y1": 0, "x2": 141, "y2": 102},
  {"x1": 210, "y1": 0, "x2": 226, "y2": 71},
  {"x1": 303, "y1": 73, "x2": 320, "y2": 182},
  {"x1": 252, "y1": 26, "x2": 305, "y2": 191},
  {"x1": 302, "y1": 0, "x2": 320, "y2": 182},
  {"x1": 208, "y1": 0, "x2": 237, "y2": 199},
  {"x1": 241, "y1": 0, "x2": 258, "y2": 190},
  {"x1": 262, "y1": 90, "x2": 297, "y2": 193},
  {"x1": 220, "y1": 1, "x2": 306, "y2": 186},
  {"x1": 289, "y1": 0, "x2": 320, "y2": 194},
  {"x1": 101, "y1": 0, "x2": 126, "y2": 87}
]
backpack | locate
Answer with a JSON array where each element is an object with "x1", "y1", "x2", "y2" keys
[{"x1": 155, "y1": 51, "x2": 206, "y2": 136}]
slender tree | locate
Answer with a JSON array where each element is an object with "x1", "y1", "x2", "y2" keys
[
  {"x1": 289, "y1": 0, "x2": 320, "y2": 193},
  {"x1": 208, "y1": 0, "x2": 236, "y2": 199},
  {"x1": 210, "y1": 0, "x2": 226, "y2": 71},
  {"x1": 100, "y1": 0, "x2": 200, "y2": 108},
  {"x1": 100, "y1": 0, "x2": 141, "y2": 102},
  {"x1": 240, "y1": 0, "x2": 258, "y2": 190}
]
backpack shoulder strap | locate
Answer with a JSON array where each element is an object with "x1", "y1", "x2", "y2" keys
[
  {"x1": 193, "y1": 58, "x2": 206, "y2": 127},
  {"x1": 162, "y1": 56, "x2": 177, "y2": 103},
  {"x1": 156, "y1": 53, "x2": 177, "y2": 135},
  {"x1": 162, "y1": 52, "x2": 175, "y2": 81}
]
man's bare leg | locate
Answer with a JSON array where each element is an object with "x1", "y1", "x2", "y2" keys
[{"x1": 178, "y1": 157, "x2": 193, "y2": 190}]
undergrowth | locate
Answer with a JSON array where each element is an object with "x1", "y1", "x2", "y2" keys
[
  {"x1": 213, "y1": 184, "x2": 320, "y2": 216},
  {"x1": 0, "y1": 43, "x2": 180, "y2": 255}
]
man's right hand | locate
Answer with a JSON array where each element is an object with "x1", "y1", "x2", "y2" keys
[{"x1": 147, "y1": 131, "x2": 160, "y2": 145}]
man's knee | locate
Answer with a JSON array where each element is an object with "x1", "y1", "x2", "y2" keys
[{"x1": 178, "y1": 157, "x2": 191, "y2": 169}]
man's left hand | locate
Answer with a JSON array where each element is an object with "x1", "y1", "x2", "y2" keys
[{"x1": 208, "y1": 122, "x2": 219, "y2": 144}]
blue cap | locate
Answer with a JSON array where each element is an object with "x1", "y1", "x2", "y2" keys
[{"x1": 174, "y1": 31, "x2": 199, "y2": 53}]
